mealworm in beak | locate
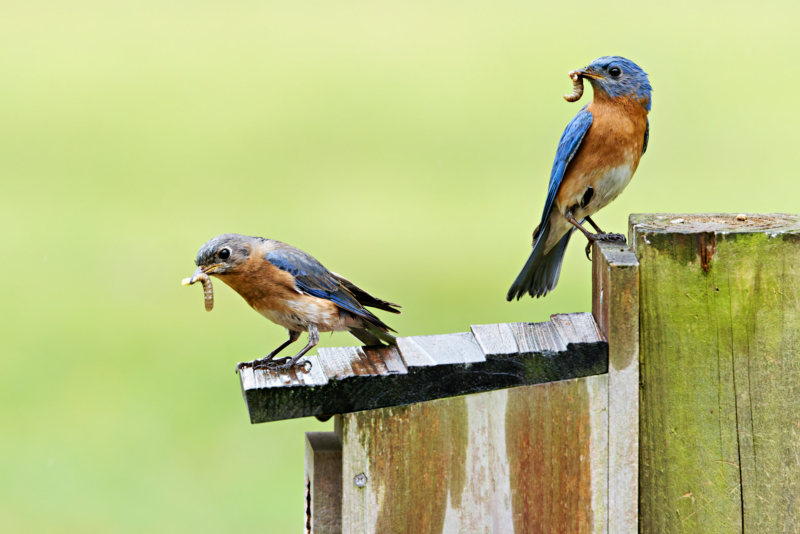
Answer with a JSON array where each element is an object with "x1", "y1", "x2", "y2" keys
[
  {"x1": 563, "y1": 71, "x2": 584, "y2": 103},
  {"x1": 182, "y1": 272, "x2": 214, "y2": 311}
]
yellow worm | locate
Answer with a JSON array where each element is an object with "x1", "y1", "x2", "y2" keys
[
  {"x1": 182, "y1": 273, "x2": 214, "y2": 312},
  {"x1": 563, "y1": 71, "x2": 584, "y2": 103}
]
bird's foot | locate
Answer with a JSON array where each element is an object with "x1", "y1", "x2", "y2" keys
[
  {"x1": 253, "y1": 357, "x2": 290, "y2": 370},
  {"x1": 584, "y1": 233, "x2": 627, "y2": 260},
  {"x1": 596, "y1": 232, "x2": 627, "y2": 243},
  {"x1": 277, "y1": 359, "x2": 313, "y2": 373},
  {"x1": 235, "y1": 357, "x2": 290, "y2": 374}
]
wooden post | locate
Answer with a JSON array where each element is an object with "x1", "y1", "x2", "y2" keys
[
  {"x1": 340, "y1": 375, "x2": 610, "y2": 534},
  {"x1": 333, "y1": 243, "x2": 638, "y2": 534},
  {"x1": 305, "y1": 432, "x2": 343, "y2": 534},
  {"x1": 630, "y1": 213, "x2": 800, "y2": 532},
  {"x1": 592, "y1": 241, "x2": 640, "y2": 533}
]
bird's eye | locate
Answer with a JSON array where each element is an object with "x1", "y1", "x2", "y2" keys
[
  {"x1": 609, "y1": 67, "x2": 622, "y2": 77},
  {"x1": 218, "y1": 248, "x2": 231, "y2": 260}
]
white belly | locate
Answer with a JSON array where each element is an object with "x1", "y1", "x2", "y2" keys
[
  {"x1": 590, "y1": 164, "x2": 635, "y2": 213},
  {"x1": 545, "y1": 162, "x2": 637, "y2": 252},
  {"x1": 257, "y1": 298, "x2": 350, "y2": 333}
]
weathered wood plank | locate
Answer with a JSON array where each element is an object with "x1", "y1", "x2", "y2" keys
[
  {"x1": 340, "y1": 375, "x2": 609, "y2": 534},
  {"x1": 370, "y1": 346, "x2": 407, "y2": 375},
  {"x1": 240, "y1": 354, "x2": 328, "y2": 391},
  {"x1": 305, "y1": 432, "x2": 343, "y2": 534},
  {"x1": 318, "y1": 346, "x2": 383, "y2": 379},
  {"x1": 591, "y1": 241, "x2": 639, "y2": 534},
  {"x1": 241, "y1": 314, "x2": 608, "y2": 424},
  {"x1": 396, "y1": 332, "x2": 485, "y2": 366},
  {"x1": 551, "y1": 312, "x2": 606, "y2": 344},
  {"x1": 472, "y1": 314, "x2": 608, "y2": 385},
  {"x1": 631, "y1": 213, "x2": 800, "y2": 533},
  {"x1": 512, "y1": 320, "x2": 568, "y2": 353},
  {"x1": 470, "y1": 323, "x2": 518, "y2": 355}
]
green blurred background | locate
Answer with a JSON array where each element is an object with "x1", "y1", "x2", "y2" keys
[{"x1": 2, "y1": 0, "x2": 798, "y2": 532}]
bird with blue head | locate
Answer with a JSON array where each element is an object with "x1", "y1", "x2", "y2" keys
[
  {"x1": 507, "y1": 56, "x2": 652, "y2": 300},
  {"x1": 183, "y1": 234, "x2": 400, "y2": 372}
]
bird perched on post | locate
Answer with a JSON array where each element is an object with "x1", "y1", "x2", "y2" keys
[
  {"x1": 507, "y1": 56, "x2": 651, "y2": 300},
  {"x1": 184, "y1": 234, "x2": 400, "y2": 372}
]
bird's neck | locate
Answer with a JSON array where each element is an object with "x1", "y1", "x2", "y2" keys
[{"x1": 592, "y1": 89, "x2": 650, "y2": 115}]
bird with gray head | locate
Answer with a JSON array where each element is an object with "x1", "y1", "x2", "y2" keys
[{"x1": 183, "y1": 234, "x2": 400, "y2": 372}]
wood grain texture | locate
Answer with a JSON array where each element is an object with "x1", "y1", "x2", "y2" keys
[
  {"x1": 630, "y1": 213, "x2": 800, "y2": 533},
  {"x1": 241, "y1": 314, "x2": 608, "y2": 424},
  {"x1": 340, "y1": 376, "x2": 609, "y2": 534},
  {"x1": 505, "y1": 376, "x2": 609, "y2": 534},
  {"x1": 396, "y1": 332, "x2": 485, "y2": 366},
  {"x1": 551, "y1": 312, "x2": 607, "y2": 344},
  {"x1": 592, "y1": 241, "x2": 639, "y2": 534},
  {"x1": 305, "y1": 432, "x2": 343, "y2": 534}
]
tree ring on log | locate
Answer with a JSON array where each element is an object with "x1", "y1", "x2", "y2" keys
[{"x1": 633, "y1": 213, "x2": 800, "y2": 234}]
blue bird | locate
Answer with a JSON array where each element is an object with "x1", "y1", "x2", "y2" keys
[
  {"x1": 507, "y1": 56, "x2": 651, "y2": 300},
  {"x1": 185, "y1": 234, "x2": 400, "y2": 372}
]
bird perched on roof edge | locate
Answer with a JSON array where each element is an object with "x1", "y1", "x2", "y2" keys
[
  {"x1": 186, "y1": 234, "x2": 400, "y2": 372},
  {"x1": 507, "y1": 56, "x2": 651, "y2": 300}
]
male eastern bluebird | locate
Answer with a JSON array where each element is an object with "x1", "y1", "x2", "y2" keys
[
  {"x1": 185, "y1": 234, "x2": 400, "y2": 372},
  {"x1": 507, "y1": 56, "x2": 651, "y2": 300}
]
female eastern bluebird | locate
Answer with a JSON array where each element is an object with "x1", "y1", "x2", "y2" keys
[
  {"x1": 507, "y1": 56, "x2": 651, "y2": 300},
  {"x1": 186, "y1": 234, "x2": 400, "y2": 372}
]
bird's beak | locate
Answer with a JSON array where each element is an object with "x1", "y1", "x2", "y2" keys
[
  {"x1": 181, "y1": 264, "x2": 222, "y2": 286},
  {"x1": 576, "y1": 69, "x2": 602, "y2": 80},
  {"x1": 201, "y1": 264, "x2": 223, "y2": 275}
]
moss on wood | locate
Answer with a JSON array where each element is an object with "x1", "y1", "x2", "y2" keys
[{"x1": 631, "y1": 213, "x2": 800, "y2": 533}]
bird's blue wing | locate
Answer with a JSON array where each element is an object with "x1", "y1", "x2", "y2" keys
[
  {"x1": 642, "y1": 117, "x2": 649, "y2": 155},
  {"x1": 266, "y1": 244, "x2": 377, "y2": 321},
  {"x1": 538, "y1": 107, "x2": 594, "y2": 225}
]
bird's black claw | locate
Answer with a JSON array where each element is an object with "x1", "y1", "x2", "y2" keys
[
  {"x1": 236, "y1": 356, "x2": 293, "y2": 374},
  {"x1": 276, "y1": 359, "x2": 313, "y2": 373},
  {"x1": 608, "y1": 233, "x2": 627, "y2": 244},
  {"x1": 253, "y1": 357, "x2": 289, "y2": 370},
  {"x1": 595, "y1": 232, "x2": 626, "y2": 244},
  {"x1": 584, "y1": 233, "x2": 627, "y2": 261}
]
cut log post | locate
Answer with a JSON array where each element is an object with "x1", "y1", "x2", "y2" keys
[
  {"x1": 630, "y1": 213, "x2": 800, "y2": 533},
  {"x1": 305, "y1": 432, "x2": 343, "y2": 534}
]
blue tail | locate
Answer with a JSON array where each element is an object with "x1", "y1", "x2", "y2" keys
[{"x1": 506, "y1": 223, "x2": 573, "y2": 300}]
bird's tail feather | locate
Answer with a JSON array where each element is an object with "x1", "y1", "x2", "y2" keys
[
  {"x1": 332, "y1": 273, "x2": 402, "y2": 314},
  {"x1": 350, "y1": 324, "x2": 397, "y2": 347},
  {"x1": 506, "y1": 222, "x2": 573, "y2": 300}
]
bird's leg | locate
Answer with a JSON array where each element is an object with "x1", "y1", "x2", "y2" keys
[
  {"x1": 584, "y1": 215, "x2": 604, "y2": 234},
  {"x1": 278, "y1": 325, "x2": 320, "y2": 372},
  {"x1": 236, "y1": 330, "x2": 301, "y2": 373},
  {"x1": 565, "y1": 211, "x2": 594, "y2": 240},
  {"x1": 252, "y1": 331, "x2": 300, "y2": 369},
  {"x1": 566, "y1": 212, "x2": 627, "y2": 260},
  {"x1": 263, "y1": 331, "x2": 301, "y2": 364}
]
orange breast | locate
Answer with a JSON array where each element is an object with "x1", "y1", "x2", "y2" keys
[
  {"x1": 216, "y1": 253, "x2": 301, "y2": 316},
  {"x1": 556, "y1": 97, "x2": 648, "y2": 211}
]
